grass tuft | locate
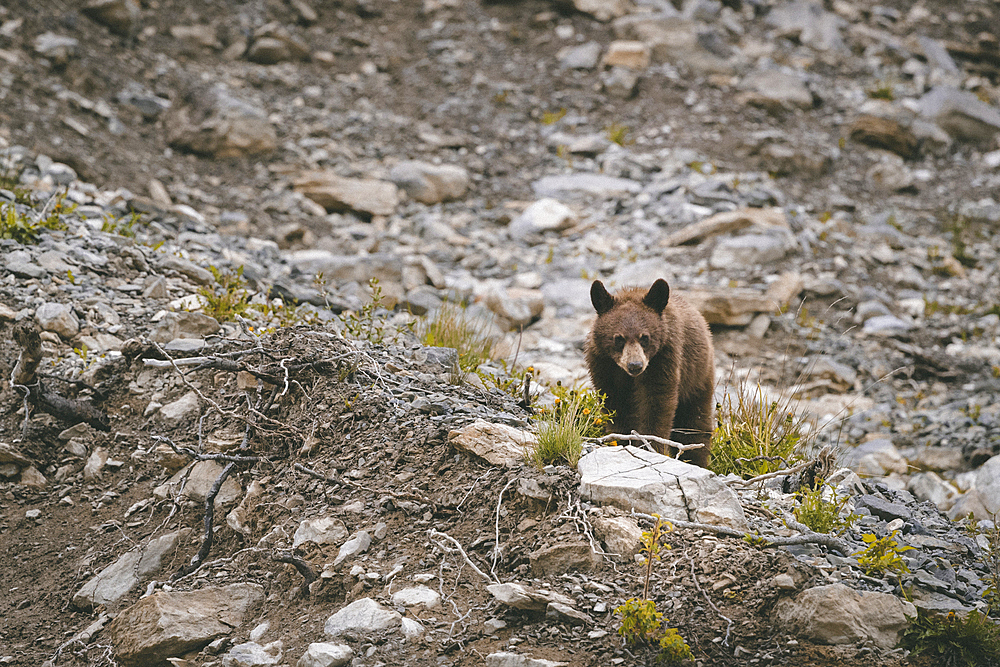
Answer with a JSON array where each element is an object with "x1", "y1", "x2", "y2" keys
[
  {"x1": 900, "y1": 608, "x2": 1000, "y2": 667},
  {"x1": 418, "y1": 301, "x2": 495, "y2": 378},
  {"x1": 527, "y1": 384, "x2": 608, "y2": 468}
]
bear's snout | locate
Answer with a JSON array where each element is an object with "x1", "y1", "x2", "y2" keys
[
  {"x1": 619, "y1": 341, "x2": 648, "y2": 376},
  {"x1": 626, "y1": 360, "x2": 644, "y2": 376}
]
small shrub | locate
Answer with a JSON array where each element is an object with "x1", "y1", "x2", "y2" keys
[
  {"x1": 339, "y1": 278, "x2": 393, "y2": 344},
  {"x1": 418, "y1": 300, "x2": 495, "y2": 374},
  {"x1": 854, "y1": 530, "x2": 913, "y2": 577},
  {"x1": 606, "y1": 123, "x2": 633, "y2": 146},
  {"x1": 793, "y1": 484, "x2": 858, "y2": 535},
  {"x1": 100, "y1": 210, "x2": 143, "y2": 237},
  {"x1": 198, "y1": 266, "x2": 252, "y2": 322},
  {"x1": 541, "y1": 108, "x2": 567, "y2": 125},
  {"x1": 617, "y1": 598, "x2": 664, "y2": 645},
  {"x1": 711, "y1": 381, "x2": 807, "y2": 478},
  {"x1": 900, "y1": 609, "x2": 1000, "y2": 667},
  {"x1": 528, "y1": 385, "x2": 609, "y2": 468},
  {"x1": 0, "y1": 201, "x2": 67, "y2": 244},
  {"x1": 867, "y1": 82, "x2": 894, "y2": 100}
]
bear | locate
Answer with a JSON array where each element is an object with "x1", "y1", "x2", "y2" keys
[{"x1": 584, "y1": 278, "x2": 715, "y2": 468}]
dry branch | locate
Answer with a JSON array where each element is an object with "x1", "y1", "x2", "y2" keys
[
  {"x1": 273, "y1": 551, "x2": 318, "y2": 597},
  {"x1": 586, "y1": 432, "x2": 705, "y2": 456}
]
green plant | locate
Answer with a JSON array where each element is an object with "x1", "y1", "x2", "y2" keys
[
  {"x1": 867, "y1": 81, "x2": 894, "y2": 100},
  {"x1": 0, "y1": 201, "x2": 67, "y2": 244},
  {"x1": 854, "y1": 530, "x2": 913, "y2": 577},
  {"x1": 417, "y1": 300, "x2": 495, "y2": 376},
  {"x1": 198, "y1": 266, "x2": 252, "y2": 322},
  {"x1": 101, "y1": 210, "x2": 143, "y2": 237},
  {"x1": 541, "y1": 108, "x2": 567, "y2": 125},
  {"x1": 793, "y1": 484, "x2": 859, "y2": 535},
  {"x1": 340, "y1": 278, "x2": 393, "y2": 345},
  {"x1": 528, "y1": 384, "x2": 610, "y2": 468},
  {"x1": 900, "y1": 609, "x2": 1000, "y2": 667},
  {"x1": 711, "y1": 381, "x2": 807, "y2": 478},
  {"x1": 945, "y1": 215, "x2": 977, "y2": 269},
  {"x1": 615, "y1": 516, "x2": 692, "y2": 665},
  {"x1": 606, "y1": 123, "x2": 633, "y2": 146},
  {"x1": 966, "y1": 514, "x2": 1000, "y2": 616}
]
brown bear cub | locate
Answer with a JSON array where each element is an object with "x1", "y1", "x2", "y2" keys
[{"x1": 585, "y1": 279, "x2": 715, "y2": 468}]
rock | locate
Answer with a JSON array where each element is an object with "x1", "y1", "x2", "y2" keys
[
  {"x1": 154, "y1": 459, "x2": 242, "y2": 509},
  {"x1": 323, "y1": 598, "x2": 401, "y2": 637},
  {"x1": 157, "y1": 255, "x2": 215, "y2": 285},
  {"x1": 388, "y1": 161, "x2": 469, "y2": 204},
  {"x1": 150, "y1": 311, "x2": 221, "y2": 343},
  {"x1": 83, "y1": 447, "x2": 109, "y2": 480},
  {"x1": 863, "y1": 315, "x2": 911, "y2": 334},
  {"x1": 486, "y1": 653, "x2": 569, "y2": 667},
  {"x1": 907, "y1": 472, "x2": 959, "y2": 511},
  {"x1": 82, "y1": 0, "x2": 140, "y2": 36},
  {"x1": 158, "y1": 391, "x2": 202, "y2": 426},
  {"x1": 739, "y1": 70, "x2": 813, "y2": 113},
  {"x1": 73, "y1": 530, "x2": 186, "y2": 610},
  {"x1": 612, "y1": 15, "x2": 731, "y2": 74},
  {"x1": 0, "y1": 443, "x2": 31, "y2": 467},
  {"x1": 222, "y1": 641, "x2": 282, "y2": 666},
  {"x1": 772, "y1": 573, "x2": 797, "y2": 591},
  {"x1": 842, "y1": 438, "x2": 908, "y2": 476},
  {"x1": 546, "y1": 601, "x2": 594, "y2": 625},
  {"x1": 5, "y1": 254, "x2": 47, "y2": 279},
  {"x1": 709, "y1": 231, "x2": 794, "y2": 269},
  {"x1": 853, "y1": 495, "x2": 912, "y2": 522},
  {"x1": 33, "y1": 33, "x2": 78, "y2": 66},
  {"x1": 448, "y1": 420, "x2": 537, "y2": 467},
  {"x1": 486, "y1": 582, "x2": 576, "y2": 612},
  {"x1": 601, "y1": 41, "x2": 650, "y2": 70},
  {"x1": 293, "y1": 171, "x2": 399, "y2": 218},
  {"x1": 572, "y1": 0, "x2": 633, "y2": 22},
  {"x1": 529, "y1": 541, "x2": 599, "y2": 576},
  {"x1": 765, "y1": 0, "x2": 844, "y2": 52},
  {"x1": 774, "y1": 583, "x2": 915, "y2": 649},
  {"x1": 917, "y1": 86, "x2": 1000, "y2": 143},
  {"x1": 35, "y1": 302, "x2": 79, "y2": 339},
  {"x1": 849, "y1": 115, "x2": 919, "y2": 159},
  {"x1": 532, "y1": 174, "x2": 642, "y2": 199},
  {"x1": 578, "y1": 446, "x2": 748, "y2": 530},
  {"x1": 170, "y1": 24, "x2": 221, "y2": 51},
  {"x1": 508, "y1": 198, "x2": 577, "y2": 237},
  {"x1": 866, "y1": 157, "x2": 915, "y2": 193},
  {"x1": 591, "y1": 511, "x2": 642, "y2": 558},
  {"x1": 962, "y1": 455, "x2": 1000, "y2": 515},
  {"x1": 106, "y1": 583, "x2": 264, "y2": 666},
  {"x1": 557, "y1": 42, "x2": 602, "y2": 69},
  {"x1": 400, "y1": 617, "x2": 424, "y2": 641},
  {"x1": 685, "y1": 286, "x2": 779, "y2": 327},
  {"x1": 292, "y1": 516, "x2": 349, "y2": 549},
  {"x1": 661, "y1": 207, "x2": 787, "y2": 246},
  {"x1": 166, "y1": 84, "x2": 277, "y2": 158},
  {"x1": 601, "y1": 67, "x2": 639, "y2": 99},
  {"x1": 333, "y1": 531, "x2": 371, "y2": 566},
  {"x1": 19, "y1": 466, "x2": 47, "y2": 490},
  {"x1": 296, "y1": 643, "x2": 353, "y2": 667},
  {"x1": 390, "y1": 586, "x2": 441, "y2": 610},
  {"x1": 247, "y1": 24, "x2": 309, "y2": 64},
  {"x1": 485, "y1": 287, "x2": 544, "y2": 329}
]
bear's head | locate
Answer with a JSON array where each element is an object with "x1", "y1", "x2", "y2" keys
[{"x1": 590, "y1": 279, "x2": 670, "y2": 377}]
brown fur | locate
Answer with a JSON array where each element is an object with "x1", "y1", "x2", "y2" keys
[{"x1": 584, "y1": 279, "x2": 715, "y2": 467}]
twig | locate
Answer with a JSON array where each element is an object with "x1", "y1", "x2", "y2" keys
[
  {"x1": 273, "y1": 550, "x2": 318, "y2": 597},
  {"x1": 428, "y1": 529, "x2": 498, "y2": 584},
  {"x1": 689, "y1": 555, "x2": 733, "y2": 647},
  {"x1": 587, "y1": 432, "x2": 705, "y2": 457},
  {"x1": 491, "y1": 478, "x2": 516, "y2": 580},
  {"x1": 171, "y1": 460, "x2": 236, "y2": 580},
  {"x1": 293, "y1": 462, "x2": 436, "y2": 509},
  {"x1": 455, "y1": 467, "x2": 496, "y2": 510},
  {"x1": 152, "y1": 435, "x2": 274, "y2": 464},
  {"x1": 733, "y1": 460, "x2": 813, "y2": 487}
]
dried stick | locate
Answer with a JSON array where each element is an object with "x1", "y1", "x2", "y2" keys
[
  {"x1": 273, "y1": 550, "x2": 318, "y2": 597},
  {"x1": 293, "y1": 462, "x2": 436, "y2": 509},
  {"x1": 587, "y1": 432, "x2": 705, "y2": 456},
  {"x1": 491, "y1": 478, "x2": 516, "y2": 580},
  {"x1": 689, "y1": 555, "x2": 733, "y2": 647},
  {"x1": 428, "y1": 529, "x2": 497, "y2": 584},
  {"x1": 171, "y1": 460, "x2": 236, "y2": 580}
]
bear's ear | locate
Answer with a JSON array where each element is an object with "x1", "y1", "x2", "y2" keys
[
  {"x1": 643, "y1": 279, "x2": 670, "y2": 313},
  {"x1": 591, "y1": 280, "x2": 615, "y2": 315}
]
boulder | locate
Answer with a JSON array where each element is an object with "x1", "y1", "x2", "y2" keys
[
  {"x1": 323, "y1": 598, "x2": 402, "y2": 637},
  {"x1": 390, "y1": 586, "x2": 442, "y2": 610},
  {"x1": 529, "y1": 541, "x2": 600, "y2": 576},
  {"x1": 917, "y1": 86, "x2": 1000, "y2": 143},
  {"x1": 158, "y1": 391, "x2": 202, "y2": 427},
  {"x1": 578, "y1": 446, "x2": 748, "y2": 530},
  {"x1": 591, "y1": 511, "x2": 642, "y2": 558},
  {"x1": 296, "y1": 643, "x2": 353, "y2": 667},
  {"x1": 35, "y1": 302, "x2": 79, "y2": 339},
  {"x1": 774, "y1": 583, "x2": 914, "y2": 649},
  {"x1": 166, "y1": 84, "x2": 277, "y2": 158},
  {"x1": 486, "y1": 582, "x2": 576, "y2": 612},
  {"x1": 448, "y1": 420, "x2": 537, "y2": 467},
  {"x1": 106, "y1": 583, "x2": 264, "y2": 666},
  {"x1": 388, "y1": 161, "x2": 470, "y2": 204},
  {"x1": 82, "y1": 0, "x2": 140, "y2": 36},
  {"x1": 293, "y1": 171, "x2": 399, "y2": 218},
  {"x1": 222, "y1": 641, "x2": 283, "y2": 666},
  {"x1": 150, "y1": 311, "x2": 221, "y2": 343},
  {"x1": 73, "y1": 530, "x2": 187, "y2": 610}
]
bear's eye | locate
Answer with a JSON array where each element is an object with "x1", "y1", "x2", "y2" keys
[
  {"x1": 639, "y1": 334, "x2": 650, "y2": 346},
  {"x1": 613, "y1": 335, "x2": 625, "y2": 351}
]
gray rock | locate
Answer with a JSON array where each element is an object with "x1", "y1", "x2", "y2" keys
[
  {"x1": 601, "y1": 67, "x2": 639, "y2": 99},
  {"x1": 388, "y1": 161, "x2": 470, "y2": 204},
  {"x1": 486, "y1": 582, "x2": 576, "y2": 611},
  {"x1": 222, "y1": 641, "x2": 282, "y2": 666},
  {"x1": 917, "y1": 87, "x2": 1000, "y2": 143},
  {"x1": 529, "y1": 541, "x2": 600, "y2": 576},
  {"x1": 163, "y1": 337, "x2": 206, "y2": 353},
  {"x1": 577, "y1": 446, "x2": 748, "y2": 530},
  {"x1": 157, "y1": 255, "x2": 215, "y2": 285},
  {"x1": 154, "y1": 459, "x2": 242, "y2": 509},
  {"x1": 158, "y1": 391, "x2": 202, "y2": 426},
  {"x1": 83, "y1": 447, "x2": 109, "y2": 480},
  {"x1": 739, "y1": 70, "x2": 813, "y2": 112},
  {"x1": 35, "y1": 302, "x2": 80, "y2": 339},
  {"x1": 5, "y1": 253, "x2": 47, "y2": 279},
  {"x1": 572, "y1": 0, "x2": 633, "y2": 22},
  {"x1": 448, "y1": 420, "x2": 537, "y2": 467},
  {"x1": 73, "y1": 530, "x2": 186, "y2": 610},
  {"x1": 333, "y1": 531, "x2": 372, "y2": 567},
  {"x1": 907, "y1": 472, "x2": 959, "y2": 511},
  {"x1": 612, "y1": 15, "x2": 732, "y2": 74},
  {"x1": 591, "y1": 511, "x2": 642, "y2": 558},
  {"x1": 296, "y1": 643, "x2": 353, "y2": 667},
  {"x1": 150, "y1": 311, "x2": 221, "y2": 343},
  {"x1": 774, "y1": 583, "x2": 914, "y2": 649},
  {"x1": 390, "y1": 586, "x2": 441, "y2": 609},
  {"x1": 532, "y1": 174, "x2": 642, "y2": 199},
  {"x1": 33, "y1": 33, "x2": 79, "y2": 65},
  {"x1": 853, "y1": 495, "x2": 912, "y2": 522},
  {"x1": 485, "y1": 287, "x2": 544, "y2": 328},
  {"x1": 82, "y1": 0, "x2": 140, "y2": 36},
  {"x1": 293, "y1": 171, "x2": 399, "y2": 218},
  {"x1": 546, "y1": 601, "x2": 594, "y2": 625},
  {"x1": 323, "y1": 598, "x2": 401, "y2": 637},
  {"x1": 862, "y1": 315, "x2": 911, "y2": 334},
  {"x1": 292, "y1": 516, "x2": 349, "y2": 549},
  {"x1": 842, "y1": 438, "x2": 907, "y2": 476},
  {"x1": 106, "y1": 583, "x2": 264, "y2": 666},
  {"x1": 508, "y1": 198, "x2": 577, "y2": 237},
  {"x1": 765, "y1": 1, "x2": 844, "y2": 52},
  {"x1": 557, "y1": 42, "x2": 602, "y2": 69},
  {"x1": 709, "y1": 232, "x2": 793, "y2": 269},
  {"x1": 165, "y1": 84, "x2": 277, "y2": 158},
  {"x1": 485, "y1": 652, "x2": 569, "y2": 667}
]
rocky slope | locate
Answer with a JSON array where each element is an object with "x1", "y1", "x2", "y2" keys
[{"x1": 1, "y1": 0, "x2": 1000, "y2": 665}]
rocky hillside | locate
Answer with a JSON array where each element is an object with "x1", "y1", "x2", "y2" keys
[{"x1": 1, "y1": 0, "x2": 1000, "y2": 665}]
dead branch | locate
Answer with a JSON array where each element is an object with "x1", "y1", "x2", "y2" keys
[
  {"x1": 273, "y1": 550, "x2": 318, "y2": 597},
  {"x1": 632, "y1": 511, "x2": 850, "y2": 556},
  {"x1": 491, "y1": 478, "x2": 516, "y2": 580},
  {"x1": 428, "y1": 529, "x2": 498, "y2": 585},
  {"x1": 586, "y1": 432, "x2": 705, "y2": 456},
  {"x1": 171, "y1": 460, "x2": 236, "y2": 580},
  {"x1": 689, "y1": 555, "x2": 733, "y2": 647},
  {"x1": 293, "y1": 462, "x2": 436, "y2": 509},
  {"x1": 152, "y1": 435, "x2": 275, "y2": 464}
]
